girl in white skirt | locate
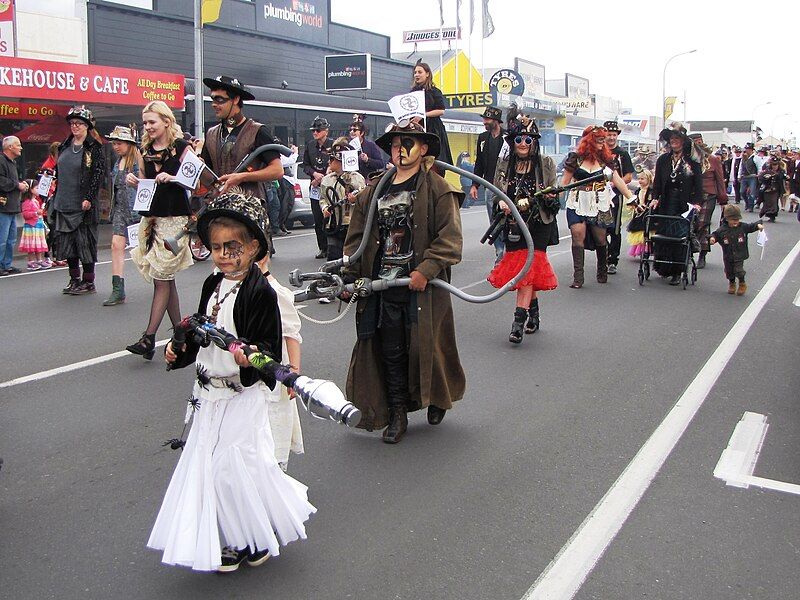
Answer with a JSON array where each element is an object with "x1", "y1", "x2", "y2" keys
[{"x1": 148, "y1": 190, "x2": 315, "y2": 572}]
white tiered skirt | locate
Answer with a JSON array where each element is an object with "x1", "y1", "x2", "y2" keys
[{"x1": 147, "y1": 382, "x2": 316, "y2": 571}]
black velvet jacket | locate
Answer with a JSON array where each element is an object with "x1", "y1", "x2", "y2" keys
[{"x1": 169, "y1": 264, "x2": 282, "y2": 389}]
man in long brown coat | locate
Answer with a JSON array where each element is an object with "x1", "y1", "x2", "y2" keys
[{"x1": 341, "y1": 122, "x2": 466, "y2": 443}]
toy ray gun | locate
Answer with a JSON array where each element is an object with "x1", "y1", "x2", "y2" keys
[
  {"x1": 169, "y1": 313, "x2": 361, "y2": 428},
  {"x1": 481, "y1": 170, "x2": 609, "y2": 246}
]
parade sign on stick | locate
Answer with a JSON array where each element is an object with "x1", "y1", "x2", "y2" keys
[
  {"x1": 348, "y1": 136, "x2": 361, "y2": 152},
  {"x1": 133, "y1": 179, "x2": 157, "y2": 212},
  {"x1": 174, "y1": 151, "x2": 206, "y2": 190},
  {"x1": 388, "y1": 91, "x2": 425, "y2": 127},
  {"x1": 36, "y1": 174, "x2": 53, "y2": 198},
  {"x1": 126, "y1": 223, "x2": 140, "y2": 249},
  {"x1": 341, "y1": 150, "x2": 359, "y2": 172}
]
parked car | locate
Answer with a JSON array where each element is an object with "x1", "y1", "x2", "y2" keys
[{"x1": 283, "y1": 162, "x2": 314, "y2": 229}]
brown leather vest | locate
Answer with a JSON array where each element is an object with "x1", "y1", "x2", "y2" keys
[{"x1": 206, "y1": 118, "x2": 264, "y2": 198}]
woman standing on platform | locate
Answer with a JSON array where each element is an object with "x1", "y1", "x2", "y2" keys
[
  {"x1": 410, "y1": 61, "x2": 453, "y2": 168},
  {"x1": 126, "y1": 101, "x2": 194, "y2": 359}
]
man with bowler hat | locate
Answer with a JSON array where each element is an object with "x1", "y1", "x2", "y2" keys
[
  {"x1": 303, "y1": 116, "x2": 333, "y2": 259},
  {"x1": 470, "y1": 106, "x2": 506, "y2": 261},
  {"x1": 603, "y1": 120, "x2": 634, "y2": 274}
]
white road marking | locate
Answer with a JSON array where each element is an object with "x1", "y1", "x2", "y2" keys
[
  {"x1": 714, "y1": 412, "x2": 800, "y2": 496},
  {"x1": 522, "y1": 238, "x2": 800, "y2": 600},
  {"x1": 0, "y1": 340, "x2": 169, "y2": 389},
  {"x1": 713, "y1": 411, "x2": 768, "y2": 488}
]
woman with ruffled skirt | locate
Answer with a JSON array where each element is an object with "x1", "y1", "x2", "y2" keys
[{"x1": 487, "y1": 107, "x2": 559, "y2": 345}]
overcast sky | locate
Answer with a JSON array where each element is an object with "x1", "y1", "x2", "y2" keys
[{"x1": 332, "y1": 0, "x2": 800, "y2": 139}]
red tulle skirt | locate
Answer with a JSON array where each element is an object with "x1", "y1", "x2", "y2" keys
[{"x1": 487, "y1": 249, "x2": 558, "y2": 291}]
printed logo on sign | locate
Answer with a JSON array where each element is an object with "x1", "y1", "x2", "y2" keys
[
  {"x1": 399, "y1": 95, "x2": 419, "y2": 112},
  {"x1": 137, "y1": 188, "x2": 152, "y2": 204},
  {"x1": 344, "y1": 154, "x2": 358, "y2": 170},
  {"x1": 489, "y1": 69, "x2": 525, "y2": 97},
  {"x1": 181, "y1": 162, "x2": 197, "y2": 178}
]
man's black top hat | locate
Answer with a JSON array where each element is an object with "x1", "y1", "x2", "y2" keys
[
  {"x1": 603, "y1": 120, "x2": 621, "y2": 133},
  {"x1": 203, "y1": 75, "x2": 255, "y2": 101}
]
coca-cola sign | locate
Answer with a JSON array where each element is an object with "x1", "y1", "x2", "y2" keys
[{"x1": 0, "y1": 57, "x2": 185, "y2": 109}]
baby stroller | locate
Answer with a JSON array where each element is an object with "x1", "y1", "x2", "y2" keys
[{"x1": 638, "y1": 209, "x2": 698, "y2": 290}]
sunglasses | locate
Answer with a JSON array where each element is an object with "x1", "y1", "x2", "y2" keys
[
  {"x1": 210, "y1": 95, "x2": 231, "y2": 105},
  {"x1": 515, "y1": 136, "x2": 534, "y2": 145}
]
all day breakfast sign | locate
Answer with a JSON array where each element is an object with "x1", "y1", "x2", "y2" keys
[{"x1": 0, "y1": 57, "x2": 185, "y2": 109}]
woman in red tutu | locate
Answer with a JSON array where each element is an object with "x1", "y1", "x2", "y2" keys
[{"x1": 487, "y1": 106, "x2": 560, "y2": 344}]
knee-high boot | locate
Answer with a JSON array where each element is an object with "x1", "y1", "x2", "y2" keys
[
  {"x1": 570, "y1": 246, "x2": 585, "y2": 288},
  {"x1": 596, "y1": 245, "x2": 608, "y2": 283}
]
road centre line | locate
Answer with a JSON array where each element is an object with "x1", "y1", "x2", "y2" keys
[
  {"x1": 0, "y1": 340, "x2": 169, "y2": 390},
  {"x1": 522, "y1": 239, "x2": 800, "y2": 600}
]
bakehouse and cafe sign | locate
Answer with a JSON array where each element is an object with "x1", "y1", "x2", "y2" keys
[{"x1": 0, "y1": 57, "x2": 185, "y2": 109}]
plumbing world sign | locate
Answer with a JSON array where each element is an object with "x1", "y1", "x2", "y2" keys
[{"x1": 257, "y1": 0, "x2": 328, "y2": 44}]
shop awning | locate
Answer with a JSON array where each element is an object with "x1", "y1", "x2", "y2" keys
[{"x1": 16, "y1": 116, "x2": 69, "y2": 144}]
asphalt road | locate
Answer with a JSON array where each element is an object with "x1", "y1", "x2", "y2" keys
[{"x1": 1, "y1": 205, "x2": 798, "y2": 600}]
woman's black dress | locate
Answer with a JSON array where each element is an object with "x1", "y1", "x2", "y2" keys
[{"x1": 415, "y1": 86, "x2": 453, "y2": 166}]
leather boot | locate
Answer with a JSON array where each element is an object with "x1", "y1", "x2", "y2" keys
[
  {"x1": 103, "y1": 275, "x2": 126, "y2": 306},
  {"x1": 126, "y1": 333, "x2": 156, "y2": 360},
  {"x1": 569, "y1": 246, "x2": 585, "y2": 288},
  {"x1": 596, "y1": 245, "x2": 608, "y2": 283},
  {"x1": 382, "y1": 406, "x2": 408, "y2": 444},
  {"x1": 509, "y1": 307, "x2": 526, "y2": 344},
  {"x1": 525, "y1": 298, "x2": 539, "y2": 334}
]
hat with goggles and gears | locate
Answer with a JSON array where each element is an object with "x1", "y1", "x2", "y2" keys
[
  {"x1": 329, "y1": 137, "x2": 355, "y2": 161},
  {"x1": 375, "y1": 121, "x2": 440, "y2": 158},
  {"x1": 504, "y1": 104, "x2": 540, "y2": 145},
  {"x1": 309, "y1": 116, "x2": 330, "y2": 131},
  {"x1": 66, "y1": 105, "x2": 95, "y2": 130},
  {"x1": 197, "y1": 188, "x2": 272, "y2": 262},
  {"x1": 603, "y1": 120, "x2": 622, "y2": 134}
]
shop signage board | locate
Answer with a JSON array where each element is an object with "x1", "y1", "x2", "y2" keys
[
  {"x1": 444, "y1": 92, "x2": 493, "y2": 109},
  {"x1": 257, "y1": 0, "x2": 328, "y2": 45},
  {"x1": 402, "y1": 28, "x2": 460, "y2": 43},
  {"x1": 488, "y1": 69, "x2": 525, "y2": 97},
  {"x1": 515, "y1": 58, "x2": 545, "y2": 98},
  {"x1": 0, "y1": 57, "x2": 185, "y2": 109},
  {"x1": 324, "y1": 53, "x2": 371, "y2": 91},
  {"x1": 0, "y1": 101, "x2": 68, "y2": 120},
  {"x1": 0, "y1": 0, "x2": 15, "y2": 58}
]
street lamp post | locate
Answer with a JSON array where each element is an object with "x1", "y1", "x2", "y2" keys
[
  {"x1": 751, "y1": 102, "x2": 772, "y2": 143},
  {"x1": 771, "y1": 113, "x2": 791, "y2": 141},
  {"x1": 662, "y1": 49, "x2": 696, "y2": 125}
]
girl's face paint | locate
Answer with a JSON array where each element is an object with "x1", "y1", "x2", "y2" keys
[{"x1": 209, "y1": 225, "x2": 258, "y2": 279}]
